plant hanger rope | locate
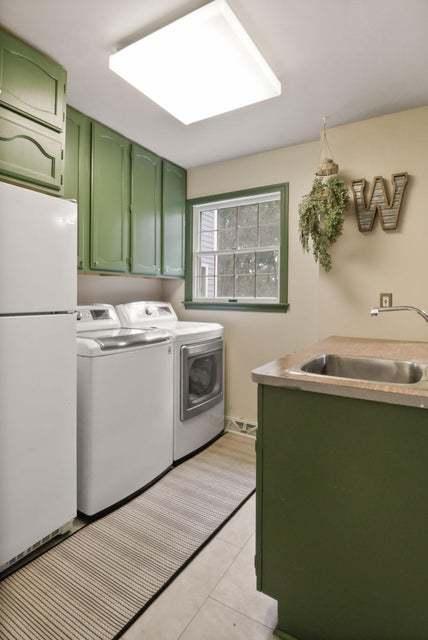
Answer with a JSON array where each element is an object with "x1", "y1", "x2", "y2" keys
[
  {"x1": 320, "y1": 116, "x2": 333, "y2": 162},
  {"x1": 316, "y1": 115, "x2": 338, "y2": 177},
  {"x1": 299, "y1": 117, "x2": 349, "y2": 271}
]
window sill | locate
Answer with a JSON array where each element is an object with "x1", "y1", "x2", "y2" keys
[{"x1": 183, "y1": 301, "x2": 289, "y2": 313}]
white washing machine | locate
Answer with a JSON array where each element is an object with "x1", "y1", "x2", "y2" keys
[
  {"x1": 76, "y1": 304, "x2": 173, "y2": 516},
  {"x1": 116, "y1": 301, "x2": 224, "y2": 462}
]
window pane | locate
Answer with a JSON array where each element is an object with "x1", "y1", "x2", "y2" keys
[
  {"x1": 200, "y1": 230, "x2": 217, "y2": 251},
  {"x1": 238, "y1": 204, "x2": 258, "y2": 227},
  {"x1": 256, "y1": 250, "x2": 278, "y2": 274},
  {"x1": 197, "y1": 254, "x2": 216, "y2": 278},
  {"x1": 259, "y1": 223, "x2": 280, "y2": 247},
  {"x1": 200, "y1": 209, "x2": 217, "y2": 232},
  {"x1": 235, "y1": 252, "x2": 255, "y2": 274},
  {"x1": 194, "y1": 276, "x2": 215, "y2": 298},
  {"x1": 237, "y1": 226, "x2": 257, "y2": 249},
  {"x1": 218, "y1": 228, "x2": 236, "y2": 250},
  {"x1": 236, "y1": 274, "x2": 255, "y2": 297},
  {"x1": 218, "y1": 253, "x2": 234, "y2": 275},
  {"x1": 217, "y1": 275, "x2": 234, "y2": 297},
  {"x1": 259, "y1": 200, "x2": 280, "y2": 224},
  {"x1": 256, "y1": 274, "x2": 278, "y2": 298},
  {"x1": 218, "y1": 207, "x2": 237, "y2": 229}
]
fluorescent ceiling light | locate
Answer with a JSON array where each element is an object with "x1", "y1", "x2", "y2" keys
[{"x1": 109, "y1": 0, "x2": 281, "y2": 125}]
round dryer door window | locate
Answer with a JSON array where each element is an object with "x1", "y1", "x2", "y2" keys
[{"x1": 181, "y1": 339, "x2": 223, "y2": 420}]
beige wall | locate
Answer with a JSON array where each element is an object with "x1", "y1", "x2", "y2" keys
[
  {"x1": 318, "y1": 108, "x2": 428, "y2": 341},
  {"x1": 164, "y1": 106, "x2": 428, "y2": 424},
  {"x1": 78, "y1": 274, "x2": 163, "y2": 306}
]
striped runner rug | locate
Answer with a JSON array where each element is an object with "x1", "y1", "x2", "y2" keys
[{"x1": 0, "y1": 432, "x2": 255, "y2": 640}]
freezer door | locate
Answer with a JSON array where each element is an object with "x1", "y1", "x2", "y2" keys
[
  {"x1": 0, "y1": 314, "x2": 76, "y2": 568},
  {"x1": 0, "y1": 182, "x2": 77, "y2": 313}
]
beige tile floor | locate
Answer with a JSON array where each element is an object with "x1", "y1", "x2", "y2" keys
[{"x1": 122, "y1": 494, "x2": 278, "y2": 640}]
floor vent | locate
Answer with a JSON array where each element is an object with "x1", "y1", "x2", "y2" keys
[
  {"x1": 226, "y1": 416, "x2": 257, "y2": 436},
  {"x1": 1, "y1": 526, "x2": 64, "y2": 574}
]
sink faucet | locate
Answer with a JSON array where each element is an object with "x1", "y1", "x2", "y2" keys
[{"x1": 370, "y1": 305, "x2": 428, "y2": 323}]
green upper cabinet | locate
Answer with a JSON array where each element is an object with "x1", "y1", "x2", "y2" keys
[
  {"x1": 0, "y1": 28, "x2": 66, "y2": 132},
  {"x1": 162, "y1": 160, "x2": 186, "y2": 277},
  {"x1": 64, "y1": 107, "x2": 91, "y2": 271},
  {"x1": 0, "y1": 27, "x2": 66, "y2": 194},
  {"x1": 0, "y1": 106, "x2": 64, "y2": 192},
  {"x1": 130, "y1": 144, "x2": 162, "y2": 276},
  {"x1": 91, "y1": 122, "x2": 130, "y2": 272}
]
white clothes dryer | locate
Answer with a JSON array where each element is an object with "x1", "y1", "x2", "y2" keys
[{"x1": 116, "y1": 301, "x2": 224, "y2": 462}]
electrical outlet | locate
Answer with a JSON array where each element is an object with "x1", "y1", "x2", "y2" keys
[{"x1": 380, "y1": 293, "x2": 393, "y2": 308}]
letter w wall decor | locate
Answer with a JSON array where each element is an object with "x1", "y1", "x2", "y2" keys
[{"x1": 351, "y1": 173, "x2": 408, "y2": 232}]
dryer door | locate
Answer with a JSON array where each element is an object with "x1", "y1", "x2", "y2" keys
[{"x1": 181, "y1": 338, "x2": 223, "y2": 421}]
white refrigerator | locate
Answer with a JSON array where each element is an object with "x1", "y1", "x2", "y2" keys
[{"x1": 0, "y1": 182, "x2": 77, "y2": 571}]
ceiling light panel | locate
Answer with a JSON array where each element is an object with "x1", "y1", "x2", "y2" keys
[{"x1": 109, "y1": 0, "x2": 281, "y2": 125}]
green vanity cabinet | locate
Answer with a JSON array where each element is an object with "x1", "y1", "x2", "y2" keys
[
  {"x1": 162, "y1": 160, "x2": 186, "y2": 277},
  {"x1": 257, "y1": 384, "x2": 428, "y2": 640},
  {"x1": 130, "y1": 144, "x2": 162, "y2": 275},
  {"x1": 0, "y1": 106, "x2": 64, "y2": 192},
  {"x1": 64, "y1": 107, "x2": 91, "y2": 271},
  {"x1": 0, "y1": 27, "x2": 66, "y2": 131},
  {"x1": 90, "y1": 123, "x2": 130, "y2": 272}
]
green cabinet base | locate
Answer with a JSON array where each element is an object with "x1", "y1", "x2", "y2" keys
[
  {"x1": 274, "y1": 627, "x2": 299, "y2": 640},
  {"x1": 257, "y1": 385, "x2": 428, "y2": 640}
]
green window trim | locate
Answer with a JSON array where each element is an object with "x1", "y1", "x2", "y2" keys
[{"x1": 184, "y1": 183, "x2": 289, "y2": 312}]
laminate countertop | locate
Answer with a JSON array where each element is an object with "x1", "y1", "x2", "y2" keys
[{"x1": 251, "y1": 335, "x2": 428, "y2": 409}]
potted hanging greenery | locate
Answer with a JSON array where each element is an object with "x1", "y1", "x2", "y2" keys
[{"x1": 299, "y1": 118, "x2": 349, "y2": 271}]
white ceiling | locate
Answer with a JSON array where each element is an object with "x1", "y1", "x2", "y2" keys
[{"x1": 1, "y1": 0, "x2": 428, "y2": 168}]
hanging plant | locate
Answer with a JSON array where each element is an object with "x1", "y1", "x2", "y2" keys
[
  {"x1": 298, "y1": 117, "x2": 349, "y2": 271},
  {"x1": 299, "y1": 176, "x2": 349, "y2": 271}
]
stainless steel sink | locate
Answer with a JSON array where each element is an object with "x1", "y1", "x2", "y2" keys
[{"x1": 293, "y1": 354, "x2": 427, "y2": 385}]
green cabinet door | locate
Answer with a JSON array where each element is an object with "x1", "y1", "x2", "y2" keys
[
  {"x1": 162, "y1": 160, "x2": 186, "y2": 277},
  {"x1": 91, "y1": 122, "x2": 130, "y2": 272},
  {"x1": 64, "y1": 107, "x2": 91, "y2": 271},
  {"x1": 130, "y1": 144, "x2": 162, "y2": 275},
  {"x1": 258, "y1": 385, "x2": 428, "y2": 640},
  {"x1": 0, "y1": 28, "x2": 66, "y2": 132},
  {"x1": 0, "y1": 106, "x2": 64, "y2": 192}
]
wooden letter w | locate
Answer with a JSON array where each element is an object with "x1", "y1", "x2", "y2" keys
[{"x1": 351, "y1": 173, "x2": 408, "y2": 232}]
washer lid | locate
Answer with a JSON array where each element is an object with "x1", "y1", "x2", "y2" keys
[{"x1": 77, "y1": 328, "x2": 171, "y2": 354}]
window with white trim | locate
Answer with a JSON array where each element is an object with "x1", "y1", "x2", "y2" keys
[{"x1": 191, "y1": 190, "x2": 282, "y2": 305}]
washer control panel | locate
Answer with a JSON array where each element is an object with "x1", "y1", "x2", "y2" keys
[
  {"x1": 116, "y1": 301, "x2": 177, "y2": 326},
  {"x1": 76, "y1": 304, "x2": 121, "y2": 332}
]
